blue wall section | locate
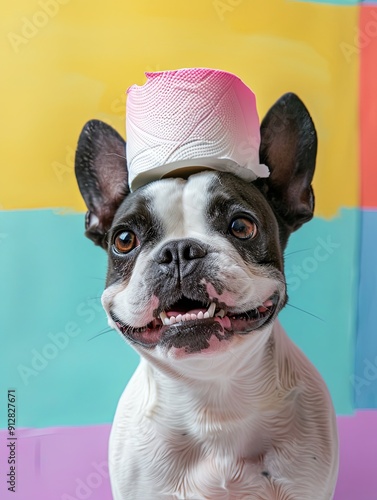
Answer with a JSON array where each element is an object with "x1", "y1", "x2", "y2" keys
[
  {"x1": 0, "y1": 208, "x2": 359, "y2": 428},
  {"x1": 354, "y1": 210, "x2": 377, "y2": 408}
]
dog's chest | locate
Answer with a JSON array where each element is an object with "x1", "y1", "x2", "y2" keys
[
  {"x1": 112, "y1": 425, "x2": 265, "y2": 499},
  {"x1": 154, "y1": 447, "x2": 263, "y2": 499},
  {"x1": 110, "y1": 373, "x2": 269, "y2": 499}
]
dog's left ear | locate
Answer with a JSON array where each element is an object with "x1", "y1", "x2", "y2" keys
[
  {"x1": 257, "y1": 93, "x2": 317, "y2": 239},
  {"x1": 75, "y1": 120, "x2": 129, "y2": 249}
]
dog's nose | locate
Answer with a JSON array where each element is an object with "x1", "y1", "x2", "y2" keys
[{"x1": 155, "y1": 239, "x2": 208, "y2": 277}]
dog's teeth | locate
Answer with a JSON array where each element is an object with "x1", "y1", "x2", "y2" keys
[
  {"x1": 160, "y1": 311, "x2": 168, "y2": 322},
  {"x1": 263, "y1": 299, "x2": 273, "y2": 307},
  {"x1": 207, "y1": 302, "x2": 216, "y2": 318},
  {"x1": 160, "y1": 311, "x2": 170, "y2": 326},
  {"x1": 163, "y1": 305, "x2": 222, "y2": 325}
]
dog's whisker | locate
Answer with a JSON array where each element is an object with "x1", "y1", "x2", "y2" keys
[
  {"x1": 88, "y1": 328, "x2": 113, "y2": 341},
  {"x1": 286, "y1": 303, "x2": 325, "y2": 322},
  {"x1": 284, "y1": 248, "x2": 312, "y2": 257}
]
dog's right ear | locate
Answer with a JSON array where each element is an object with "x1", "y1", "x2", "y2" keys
[{"x1": 75, "y1": 120, "x2": 129, "y2": 249}]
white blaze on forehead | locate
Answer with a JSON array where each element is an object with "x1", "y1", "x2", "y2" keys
[
  {"x1": 183, "y1": 172, "x2": 216, "y2": 237},
  {"x1": 144, "y1": 172, "x2": 215, "y2": 239},
  {"x1": 143, "y1": 178, "x2": 185, "y2": 236}
]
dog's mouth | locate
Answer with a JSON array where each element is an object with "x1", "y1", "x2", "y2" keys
[
  {"x1": 111, "y1": 293, "x2": 279, "y2": 352},
  {"x1": 157, "y1": 295, "x2": 278, "y2": 328}
]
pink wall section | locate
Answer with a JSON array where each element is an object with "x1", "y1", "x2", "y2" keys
[{"x1": 360, "y1": 6, "x2": 377, "y2": 208}]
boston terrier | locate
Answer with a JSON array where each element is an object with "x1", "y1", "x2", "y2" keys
[{"x1": 75, "y1": 92, "x2": 338, "y2": 499}]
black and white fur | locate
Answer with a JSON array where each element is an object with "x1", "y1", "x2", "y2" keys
[{"x1": 75, "y1": 93, "x2": 338, "y2": 499}]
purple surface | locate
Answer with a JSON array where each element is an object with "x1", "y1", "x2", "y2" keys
[
  {"x1": 0, "y1": 425, "x2": 112, "y2": 500},
  {"x1": 1, "y1": 412, "x2": 377, "y2": 499},
  {"x1": 335, "y1": 411, "x2": 377, "y2": 499}
]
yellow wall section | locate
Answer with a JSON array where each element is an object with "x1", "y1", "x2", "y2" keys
[{"x1": 0, "y1": 0, "x2": 359, "y2": 216}]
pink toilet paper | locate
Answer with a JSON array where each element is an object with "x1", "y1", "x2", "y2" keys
[{"x1": 126, "y1": 68, "x2": 269, "y2": 191}]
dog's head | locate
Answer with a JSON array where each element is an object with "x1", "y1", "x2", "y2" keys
[{"x1": 75, "y1": 93, "x2": 316, "y2": 364}]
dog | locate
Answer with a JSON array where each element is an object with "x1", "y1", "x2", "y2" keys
[{"x1": 75, "y1": 92, "x2": 338, "y2": 499}]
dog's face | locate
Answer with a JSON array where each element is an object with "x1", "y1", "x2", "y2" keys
[
  {"x1": 102, "y1": 172, "x2": 285, "y2": 358},
  {"x1": 75, "y1": 93, "x2": 317, "y2": 364}
]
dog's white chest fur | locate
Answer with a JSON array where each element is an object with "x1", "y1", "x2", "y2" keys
[{"x1": 109, "y1": 322, "x2": 338, "y2": 500}]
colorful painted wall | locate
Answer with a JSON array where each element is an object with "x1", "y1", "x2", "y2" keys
[{"x1": 1, "y1": 1, "x2": 376, "y2": 499}]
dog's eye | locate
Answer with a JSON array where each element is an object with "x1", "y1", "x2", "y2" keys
[
  {"x1": 113, "y1": 231, "x2": 138, "y2": 254},
  {"x1": 229, "y1": 217, "x2": 257, "y2": 240}
]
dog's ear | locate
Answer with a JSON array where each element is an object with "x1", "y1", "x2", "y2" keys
[
  {"x1": 75, "y1": 120, "x2": 129, "y2": 249},
  {"x1": 257, "y1": 93, "x2": 317, "y2": 240}
]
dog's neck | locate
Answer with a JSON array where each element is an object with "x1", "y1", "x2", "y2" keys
[{"x1": 134, "y1": 322, "x2": 285, "y2": 427}]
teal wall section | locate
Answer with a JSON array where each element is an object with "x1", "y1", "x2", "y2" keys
[
  {"x1": 0, "y1": 208, "x2": 358, "y2": 428},
  {"x1": 280, "y1": 208, "x2": 359, "y2": 415},
  {"x1": 0, "y1": 210, "x2": 139, "y2": 428}
]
